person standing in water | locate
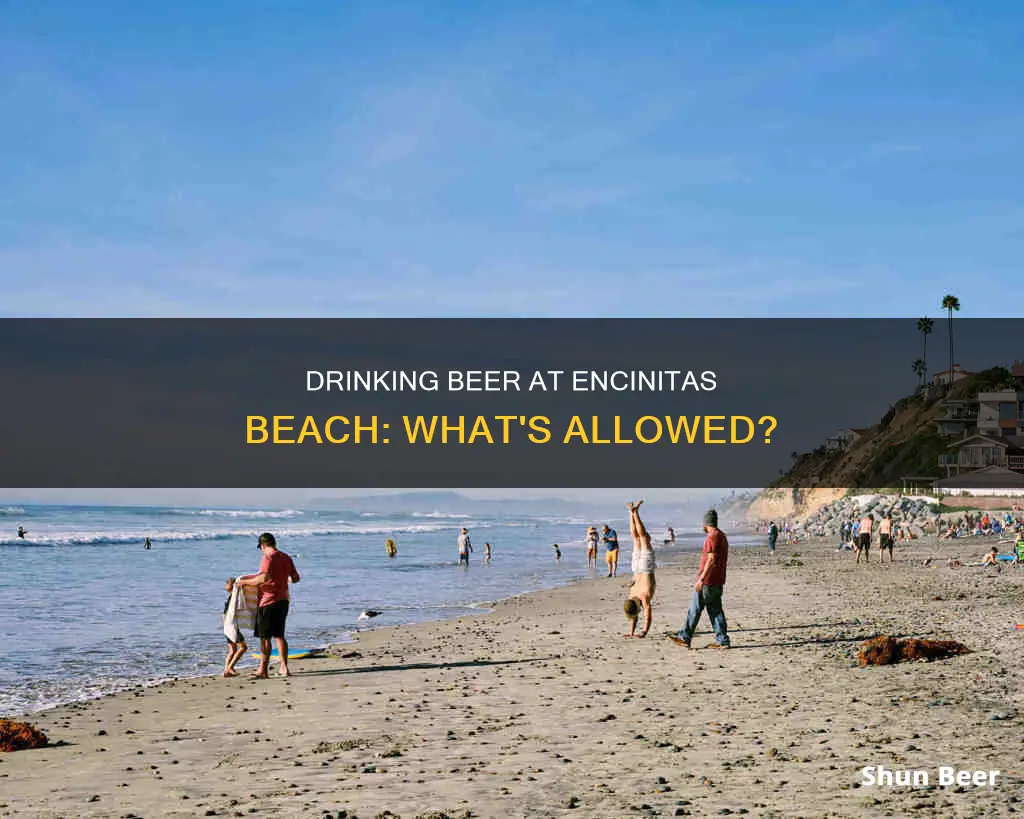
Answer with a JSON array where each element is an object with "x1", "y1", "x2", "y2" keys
[
  {"x1": 670, "y1": 509, "x2": 730, "y2": 649},
  {"x1": 552, "y1": 543, "x2": 562, "y2": 561},
  {"x1": 585, "y1": 526, "x2": 599, "y2": 568},
  {"x1": 17, "y1": 526, "x2": 27, "y2": 539},
  {"x1": 663, "y1": 525, "x2": 675, "y2": 545},
  {"x1": 457, "y1": 528, "x2": 473, "y2": 567},
  {"x1": 236, "y1": 533, "x2": 300, "y2": 678},
  {"x1": 144, "y1": 537, "x2": 151, "y2": 550},
  {"x1": 624, "y1": 500, "x2": 656, "y2": 638},
  {"x1": 483, "y1": 542, "x2": 492, "y2": 563},
  {"x1": 602, "y1": 524, "x2": 620, "y2": 577}
]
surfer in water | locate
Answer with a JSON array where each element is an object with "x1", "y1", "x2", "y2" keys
[{"x1": 16, "y1": 526, "x2": 27, "y2": 539}]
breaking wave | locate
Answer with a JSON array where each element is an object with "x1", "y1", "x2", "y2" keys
[
  {"x1": 161, "y1": 508, "x2": 305, "y2": 519},
  {"x1": 0, "y1": 521, "x2": 453, "y2": 547}
]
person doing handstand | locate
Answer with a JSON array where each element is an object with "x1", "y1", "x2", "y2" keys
[{"x1": 623, "y1": 500, "x2": 656, "y2": 638}]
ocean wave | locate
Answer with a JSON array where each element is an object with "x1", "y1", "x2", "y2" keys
[
  {"x1": 411, "y1": 510, "x2": 473, "y2": 519},
  {"x1": 0, "y1": 521, "x2": 454, "y2": 547},
  {"x1": 162, "y1": 508, "x2": 305, "y2": 519},
  {"x1": 0, "y1": 506, "x2": 26, "y2": 515}
]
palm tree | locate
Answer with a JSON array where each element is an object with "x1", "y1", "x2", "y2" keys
[
  {"x1": 916, "y1": 316, "x2": 933, "y2": 385},
  {"x1": 941, "y1": 295, "x2": 960, "y2": 389},
  {"x1": 912, "y1": 358, "x2": 925, "y2": 387}
]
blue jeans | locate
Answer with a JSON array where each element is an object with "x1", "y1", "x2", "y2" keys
[{"x1": 679, "y1": 585, "x2": 729, "y2": 646}]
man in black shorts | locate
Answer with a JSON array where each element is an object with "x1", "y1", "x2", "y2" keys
[
  {"x1": 856, "y1": 514, "x2": 873, "y2": 564},
  {"x1": 236, "y1": 533, "x2": 300, "y2": 678}
]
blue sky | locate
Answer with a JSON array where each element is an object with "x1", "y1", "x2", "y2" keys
[{"x1": 2, "y1": 1, "x2": 1022, "y2": 318}]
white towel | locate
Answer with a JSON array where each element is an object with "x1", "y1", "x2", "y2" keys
[{"x1": 224, "y1": 576, "x2": 259, "y2": 639}]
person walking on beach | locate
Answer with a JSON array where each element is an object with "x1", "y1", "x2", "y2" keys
[
  {"x1": 236, "y1": 533, "x2": 300, "y2": 678},
  {"x1": 624, "y1": 500, "x2": 656, "y2": 638},
  {"x1": 856, "y1": 514, "x2": 873, "y2": 564},
  {"x1": 585, "y1": 526, "x2": 599, "y2": 568},
  {"x1": 222, "y1": 577, "x2": 248, "y2": 677},
  {"x1": 457, "y1": 528, "x2": 473, "y2": 567},
  {"x1": 602, "y1": 524, "x2": 620, "y2": 577},
  {"x1": 767, "y1": 521, "x2": 778, "y2": 555},
  {"x1": 878, "y1": 514, "x2": 894, "y2": 563},
  {"x1": 669, "y1": 509, "x2": 730, "y2": 649}
]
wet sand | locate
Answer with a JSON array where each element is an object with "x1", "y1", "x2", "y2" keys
[{"x1": 2, "y1": 535, "x2": 1022, "y2": 818}]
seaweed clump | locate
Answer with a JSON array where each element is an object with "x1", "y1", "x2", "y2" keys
[
  {"x1": 0, "y1": 719, "x2": 49, "y2": 752},
  {"x1": 858, "y1": 636, "x2": 970, "y2": 666}
]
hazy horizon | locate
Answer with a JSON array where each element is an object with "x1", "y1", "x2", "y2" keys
[{"x1": 0, "y1": 487, "x2": 738, "y2": 509}]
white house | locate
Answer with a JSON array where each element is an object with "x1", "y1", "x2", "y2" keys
[
  {"x1": 935, "y1": 398, "x2": 978, "y2": 437},
  {"x1": 975, "y1": 390, "x2": 1024, "y2": 438},
  {"x1": 937, "y1": 433, "x2": 1024, "y2": 476},
  {"x1": 932, "y1": 465, "x2": 1024, "y2": 497},
  {"x1": 824, "y1": 428, "x2": 865, "y2": 451},
  {"x1": 931, "y1": 364, "x2": 972, "y2": 387}
]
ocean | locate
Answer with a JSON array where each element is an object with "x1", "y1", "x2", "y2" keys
[{"x1": 1, "y1": 502, "x2": 755, "y2": 715}]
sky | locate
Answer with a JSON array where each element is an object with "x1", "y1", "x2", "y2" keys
[
  {"x1": 0, "y1": 487, "x2": 729, "y2": 508},
  {"x1": 2, "y1": 3, "x2": 1021, "y2": 507},
  {"x1": 2, "y1": 1, "x2": 1022, "y2": 319}
]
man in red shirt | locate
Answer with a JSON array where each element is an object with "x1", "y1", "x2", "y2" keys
[
  {"x1": 670, "y1": 509, "x2": 730, "y2": 649},
  {"x1": 237, "y1": 532, "x2": 300, "y2": 678}
]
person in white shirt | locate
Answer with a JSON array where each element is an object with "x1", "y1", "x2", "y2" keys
[{"x1": 457, "y1": 528, "x2": 473, "y2": 567}]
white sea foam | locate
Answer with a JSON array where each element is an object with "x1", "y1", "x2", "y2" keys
[
  {"x1": 0, "y1": 521, "x2": 452, "y2": 547},
  {"x1": 166, "y1": 508, "x2": 304, "y2": 519},
  {"x1": 0, "y1": 506, "x2": 26, "y2": 515}
]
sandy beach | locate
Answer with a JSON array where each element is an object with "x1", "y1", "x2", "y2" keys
[{"x1": 3, "y1": 535, "x2": 1021, "y2": 819}]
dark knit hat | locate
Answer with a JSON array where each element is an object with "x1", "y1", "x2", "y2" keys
[{"x1": 702, "y1": 509, "x2": 718, "y2": 528}]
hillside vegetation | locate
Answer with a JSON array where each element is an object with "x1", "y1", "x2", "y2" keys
[{"x1": 777, "y1": 367, "x2": 1014, "y2": 491}]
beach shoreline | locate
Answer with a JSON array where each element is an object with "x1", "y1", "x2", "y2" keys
[{"x1": 2, "y1": 533, "x2": 1021, "y2": 818}]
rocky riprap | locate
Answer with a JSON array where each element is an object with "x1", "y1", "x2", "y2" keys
[{"x1": 793, "y1": 494, "x2": 941, "y2": 539}]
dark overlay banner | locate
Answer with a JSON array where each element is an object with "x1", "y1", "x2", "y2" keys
[{"x1": 1, "y1": 318, "x2": 1020, "y2": 488}]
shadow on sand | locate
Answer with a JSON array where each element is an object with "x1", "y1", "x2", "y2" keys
[{"x1": 293, "y1": 656, "x2": 557, "y2": 677}]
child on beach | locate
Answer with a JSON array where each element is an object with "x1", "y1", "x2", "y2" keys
[
  {"x1": 585, "y1": 526, "x2": 599, "y2": 568},
  {"x1": 623, "y1": 500, "x2": 656, "y2": 638},
  {"x1": 223, "y1": 578, "x2": 248, "y2": 677}
]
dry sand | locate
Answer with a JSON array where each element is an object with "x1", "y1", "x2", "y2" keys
[{"x1": 2, "y1": 535, "x2": 1022, "y2": 818}]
